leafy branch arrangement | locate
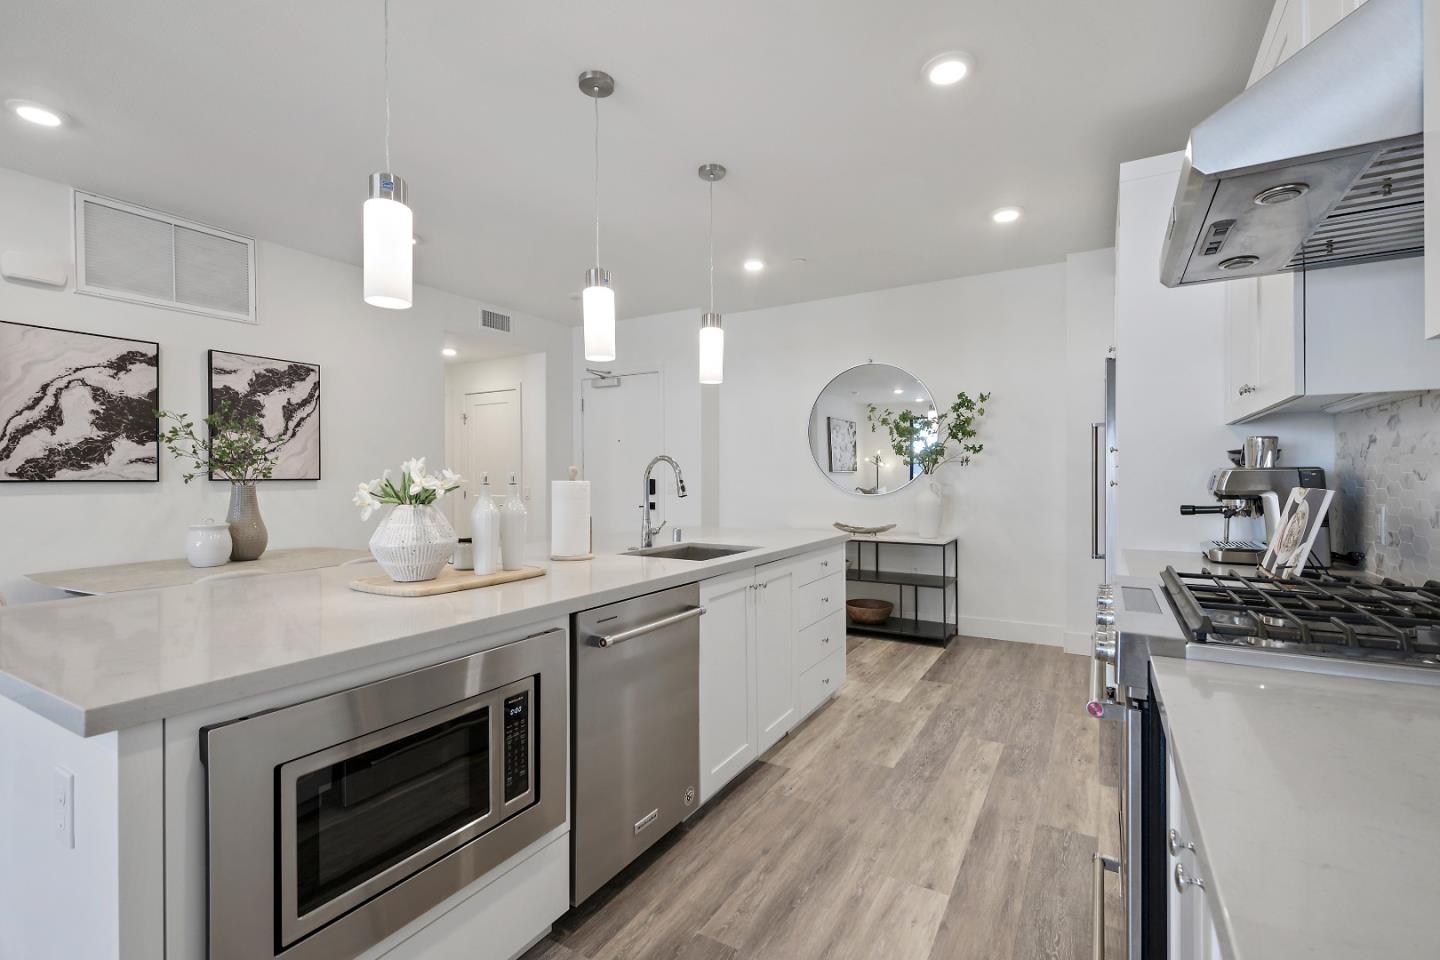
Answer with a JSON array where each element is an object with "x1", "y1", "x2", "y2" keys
[
  {"x1": 157, "y1": 401, "x2": 278, "y2": 484},
  {"x1": 353, "y1": 457, "x2": 463, "y2": 521},
  {"x1": 866, "y1": 390, "x2": 992, "y2": 476}
]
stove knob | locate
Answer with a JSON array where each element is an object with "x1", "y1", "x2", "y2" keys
[
  {"x1": 1097, "y1": 583, "x2": 1114, "y2": 598},
  {"x1": 1095, "y1": 611, "x2": 1116, "y2": 627},
  {"x1": 1094, "y1": 637, "x2": 1117, "y2": 663},
  {"x1": 1096, "y1": 595, "x2": 1115, "y2": 609}
]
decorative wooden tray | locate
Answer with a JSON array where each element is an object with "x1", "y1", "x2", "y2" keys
[{"x1": 349, "y1": 565, "x2": 546, "y2": 597}]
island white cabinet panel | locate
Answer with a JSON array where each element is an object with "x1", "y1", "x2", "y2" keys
[
  {"x1": 1167, "y1": 753, "x2": 1227, "y2": 960},
  {"x1": 754, "y1": 559, "x2": 798, "y2": 754},
  {"x1": 698, "y1": 571, "x2": 758, "y2": 804},
  {"x1": 798, "y1": 648, "x2": 846, "y2": 718},
  {"x1": 790, "y1": 545, "x2": 845, "y2": 588}
]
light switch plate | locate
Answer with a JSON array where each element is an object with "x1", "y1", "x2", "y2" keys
[{"x1": 52, "y1": 766, "x2": 74, "y2": 849}]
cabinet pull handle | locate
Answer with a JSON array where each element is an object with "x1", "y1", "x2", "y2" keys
[
  {"x1": 1167, "y1": 828, "x2": 1195, "y2": 857},
  {"x1": 1173, "y1": 862, "x2": 1205, "y2": 894},
  {"x1": 1238, "y1": 383, "x2": 1256, "y2": 396}
]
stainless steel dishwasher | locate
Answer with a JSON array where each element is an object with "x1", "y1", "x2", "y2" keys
[{"x1": 571, "y1": 583, "x2": 702, "y2": 904}]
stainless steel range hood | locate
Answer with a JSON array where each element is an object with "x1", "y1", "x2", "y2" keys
[{"x1": 1159, "y1": 0, "x2": 1422, "y2": 287}]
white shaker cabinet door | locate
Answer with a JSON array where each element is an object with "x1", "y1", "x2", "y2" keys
[
  {"x1": 698, "y1": 571, "x2": 758, "y2": 805},
  {"x1": 754, "y1": 562, "x2": 797, "y2": 755}
]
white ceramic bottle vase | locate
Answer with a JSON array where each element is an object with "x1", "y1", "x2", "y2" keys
[
  {"x1": 500, "y1": 472, "x2": 528, "y2": 571},
  {"x1": 470, "y1": 474, "x2": 502, "y2": 576}
]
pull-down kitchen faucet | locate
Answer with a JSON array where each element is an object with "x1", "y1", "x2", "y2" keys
[{"x1": 640, "y1": 455, "x2": 688, "y2": 548}]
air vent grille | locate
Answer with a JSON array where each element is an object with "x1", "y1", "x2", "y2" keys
[
  {"x1": 75, "y1": 192, "x2": 257, "y2": 323},
  {"x1": 1286, "y1": 137, "x2": 1424, "y2": 270},
  {"x1": 481, "y1": 308, "x2": 512, "y2": 332}
]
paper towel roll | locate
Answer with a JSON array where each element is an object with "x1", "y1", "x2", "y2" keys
[{"x1": 550, "y1": 479, "x2": 592, "y2": 559}]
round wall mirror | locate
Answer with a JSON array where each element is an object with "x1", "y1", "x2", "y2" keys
[{"x1": 807, "y1": 362, "x2": 936, "y2": 496}]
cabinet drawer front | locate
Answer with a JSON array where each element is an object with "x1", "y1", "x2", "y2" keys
[
  {"x1": 792, "y1": 546, "x2": 845, "y2": 587},
  {"x1": 797, "y1": 611, "x2": 845, "y2": 673},
  {"x1": 799, "y1": 647, "x2": 846, "y2": 717},
  {"x1": 796, "y1": 571, "x2": 844, "y2": 628}
]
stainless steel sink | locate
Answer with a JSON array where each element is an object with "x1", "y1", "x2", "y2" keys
[{"x1": 627, "y1": 543, "x2": 756, "y2": 562}]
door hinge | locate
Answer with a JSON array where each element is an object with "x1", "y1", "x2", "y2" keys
[{"x1": 461, "y1": 412, "x2": 469, "y2": 425}]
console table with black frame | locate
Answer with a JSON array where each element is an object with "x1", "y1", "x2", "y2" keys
[{"x1": 844, "y1": 533, "x2": 958, "y2": 645}]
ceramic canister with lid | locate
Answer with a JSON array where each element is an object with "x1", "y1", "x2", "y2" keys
[{"x1": 186, "y1": 519, "x2": 233, "y2": 568}]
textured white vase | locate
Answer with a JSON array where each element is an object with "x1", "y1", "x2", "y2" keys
[
  {"x1": 370, "y1": 504, "x2": 459, "y2": 582},
  {"x1": 914, "y1": 479, "x2": 944, "y2": 539}
]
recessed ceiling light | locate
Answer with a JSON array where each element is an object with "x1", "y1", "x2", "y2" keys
[
  {"x1": 923, "y1": 53, "x2": 973, "y2": 87},
  {"x1": 990, "y1": 206, "x2": 1023, "y2": 224},
  {"x1": 441, "y1": 347, "x2": 457, "y2": 357},
  {"x1": 914, "y1": 396, "x2": 925, "y2": 403},
  {"x1": 743, "y1": 258, "x2": 765, "y2": 273},
  {"x1": 791, "y1": 257, "x2": 808, "y2": 265},
  {"x1": 893, "y1": 388, "x2": 904, "y2": 394},
  {"x1": 7, "y1": 99, "x2": 65, "y2": 127}
]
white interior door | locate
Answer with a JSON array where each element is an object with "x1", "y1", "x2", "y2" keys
[
  {"x1": 458, "y1": 388, "x2": 521, "y2": 537},
  {"x1": 581, "y1": 372, "x2": 664, "y2": 540}
]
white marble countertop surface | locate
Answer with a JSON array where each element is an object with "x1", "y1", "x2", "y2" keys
[
  {"x1": 1152, "y1": 656, "x2": 1440, "y2": 960},
  {"x1": 0, "y1": 527, "x2": 845, "y2": 737}
]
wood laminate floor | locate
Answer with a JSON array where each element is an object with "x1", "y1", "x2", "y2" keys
[{"x1": 524, "y1": 635, "x2": 1123, "y2": 960}]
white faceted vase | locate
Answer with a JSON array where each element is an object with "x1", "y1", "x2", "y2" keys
[
  {"x1": 914, "y1": 479, "x2": 944, "y2": 539},
  {"x1": 370, "y1": 504, "x2": 459, "y2": 582}
]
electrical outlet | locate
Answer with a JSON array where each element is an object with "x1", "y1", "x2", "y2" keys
[{"x1": 52, "y1": 767, "x2": 74, "y2": 849}]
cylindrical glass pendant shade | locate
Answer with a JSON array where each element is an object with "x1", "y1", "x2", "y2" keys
[
  {"x1": 583, "y1": 266, "x2": 616, "y2": 362},
  {"x1": 364, "y1": 173, "x2": 412, "y2": 310},
  {"x1": 699, "y1": 312, "x2": 723, "y2": 385}
]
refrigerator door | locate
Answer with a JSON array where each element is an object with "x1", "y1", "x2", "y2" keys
[{"x1": 1103, "y1": 356, "x2": 1118, "y2": 582}]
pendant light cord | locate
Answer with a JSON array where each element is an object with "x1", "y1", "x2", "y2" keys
[
  {"x1": 708, "y1": 181, "x2": 715, "y2": 313},
  {"x1": 593, "y1": 94, "x2": 601, "y2": 266},
  {"x1": 383, "y1": 0, "x2": 391, "y2": 172}
]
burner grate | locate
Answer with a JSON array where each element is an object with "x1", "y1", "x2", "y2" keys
[{"x1": 1160, "y1": 567, "x2": 1440, "y2": 663}]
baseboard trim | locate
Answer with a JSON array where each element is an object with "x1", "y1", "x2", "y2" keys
[{"x1": 957, "y1": 616, "x2": 1065, "y2": 648}]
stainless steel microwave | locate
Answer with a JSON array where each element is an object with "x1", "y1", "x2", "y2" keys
[{"x1": 202, "y1": 628, "x2": 566, "y2": 959}]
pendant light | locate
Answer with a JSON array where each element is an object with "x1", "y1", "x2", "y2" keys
[
  {"x1": 697, "y1": 163, "x2": 726, "y2": 385},
  {"x1": 579, "y1": 70, "x2": 616, "y2": 362},
  {"x1": 363, "y1": 0, "x2": 412, "y2": 309}
]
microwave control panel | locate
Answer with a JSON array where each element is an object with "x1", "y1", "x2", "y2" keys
[{"x1": 503, "y1": 690, "x2": 530, "y2": 803}]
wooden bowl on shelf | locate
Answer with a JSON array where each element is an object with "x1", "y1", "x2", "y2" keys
[{"x1": 846, "y1": 598, "x2": 893, "y2": 625}]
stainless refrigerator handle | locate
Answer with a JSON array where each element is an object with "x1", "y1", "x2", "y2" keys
[
  {"x1": 588, "y1": 606, "x2": 706, "y2": 647},
  {"x1": 1090, "y1": 422, "x2": 1105, "y2": 560},
  {"x1": 1092, "y1": 853, "x2": 1120, "y2": 960}
]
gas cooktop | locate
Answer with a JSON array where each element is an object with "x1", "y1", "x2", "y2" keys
[{"x1": 1161, "y1": 566, "x2": 1440, "y2": 668}]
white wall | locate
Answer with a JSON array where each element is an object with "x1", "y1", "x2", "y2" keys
[
  {"x1": 1113, "y1": 153, "x2": 1335, "y2": 569},
  {"x1": 713, "y1": 263, "x2": 1071, "y2": 645},
  {"x1": 444, "y1": 353, "x2": 549, "y2": 544},
  {"x1": 570, "y1": 309, "x2": 705, "y2": 536},
  {"x1": 0, "y1": 165, "x2": 572, "y2": 602}
]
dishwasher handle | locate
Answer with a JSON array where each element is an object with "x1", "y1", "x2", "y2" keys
[{"x1": 587, "y1": 605, "x2": 706, "y2": 647}]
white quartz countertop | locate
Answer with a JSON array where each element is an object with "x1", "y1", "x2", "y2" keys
[
  {"x1": 1151, "y1": 657, "x2": 1440, "y2": 960},
  {"x1": 0, "y1": 528, "x2": 846, "y2": 737}
]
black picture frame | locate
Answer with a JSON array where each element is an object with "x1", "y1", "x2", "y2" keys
[
  {"x1": 827, "y1": 416, "x2": 858, "y2": 473},
  {"x1": 207, "y1": 349, "x2": 321, "y2": 481},
  {"x1": 0, "y1": 320, "x2": 160, "y2": 482}
]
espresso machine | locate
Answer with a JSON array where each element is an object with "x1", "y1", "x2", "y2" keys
[{"x1": 1179, "y1": 438, "x2": 1333, "y2": 565}]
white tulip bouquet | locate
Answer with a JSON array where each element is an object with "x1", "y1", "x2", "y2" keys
[{"x1": 354, "y1": 457, "x2": 463, "y2": 521}]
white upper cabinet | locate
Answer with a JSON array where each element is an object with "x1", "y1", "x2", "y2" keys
[
  {"x1": 1247, "y1": 0, "x2": 1368, "y2": 86},
  {"x1": 1223, "y1": 274, "x2": 1304, "y2": 422}
]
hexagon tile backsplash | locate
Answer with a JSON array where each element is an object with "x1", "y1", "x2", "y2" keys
[{"x1": 1334, "y1": 391, "x2": 1440, "y2": 583}]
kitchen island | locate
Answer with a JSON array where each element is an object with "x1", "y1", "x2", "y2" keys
[
  {"x1": 1152, "y1": 656, "x2": 1440, "y2": 960},
  {"x1": 0, "y1": 527, "x2": 846, "y2": 960}
]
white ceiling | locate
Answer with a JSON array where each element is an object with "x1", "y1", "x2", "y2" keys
[{"x1": 0, "y1": 0, "x2": 1268, "y2": 325}]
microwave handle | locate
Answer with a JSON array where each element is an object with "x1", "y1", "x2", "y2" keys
[
  {"x1": 587, "y1": 605, "x2": 706, "y2": 647},
  {"x1": 1090, "y1": 422, "x2": 1105, "y2": 560}
]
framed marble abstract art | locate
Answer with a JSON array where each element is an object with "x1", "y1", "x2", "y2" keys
[
  {"x1": 208, "y1": 350, "x2": 321, "y2": 480},
  {"x1": 0, "y1": 321, "x2": 160, "y2": 481}
]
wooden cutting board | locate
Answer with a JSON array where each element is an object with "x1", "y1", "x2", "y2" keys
[{"x1": 349, "y1": 565, "x2": 546, "y2": 597}]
